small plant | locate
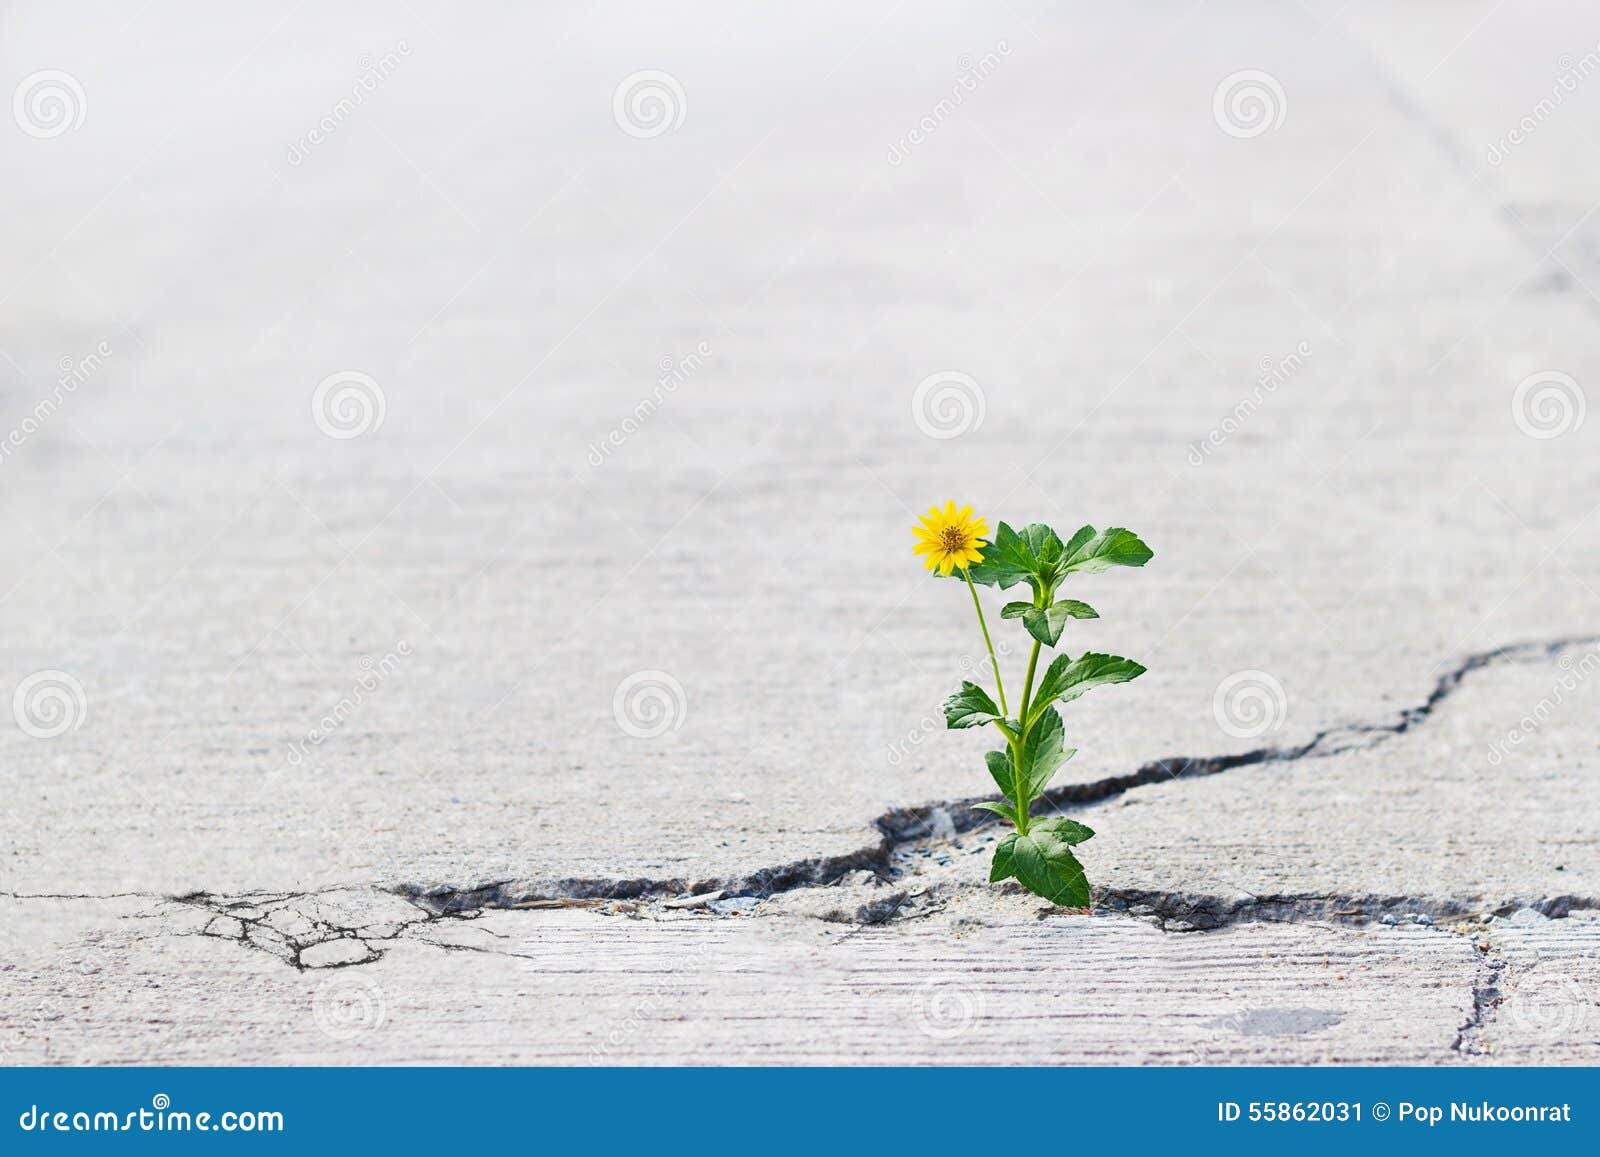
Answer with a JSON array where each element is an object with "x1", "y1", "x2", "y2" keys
[{"x1": 912, "y1": 502, "x2": 1152, "y2": 907}]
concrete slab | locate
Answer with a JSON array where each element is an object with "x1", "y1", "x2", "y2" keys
[
  {"x1": 2, "y1": 1, "x2": 1598, "y2": 901},
  {"x1": 1, "y1": 1, "x2": 1597, "y2": 1064},
  {"x1": 0, "y1": 900, "x2": 1477, "y2": 1065}
]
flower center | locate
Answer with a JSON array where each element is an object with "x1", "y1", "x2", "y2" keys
[{"x1": 939, "y1": 526, "x2": 968, "y2": 552}]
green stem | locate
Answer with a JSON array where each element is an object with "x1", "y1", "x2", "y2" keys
[
  {"x1": 961, "y1": 566, "x2": 1007, "y2": 716},
  {"x1": 1011, "y1": 584, "x2": 1050, "y2": 834},
  {"x1": 1017, "y1": 641, "x2": 1042, "y2": 731}
]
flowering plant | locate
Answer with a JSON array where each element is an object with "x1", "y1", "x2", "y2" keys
[{"x1": 914, "y1": 503, "x2": 1152, "y2": 906}]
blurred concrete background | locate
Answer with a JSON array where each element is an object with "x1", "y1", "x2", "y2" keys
[{"x1": 1, "y1": 1, "x2": 1597, "y2": 1063}]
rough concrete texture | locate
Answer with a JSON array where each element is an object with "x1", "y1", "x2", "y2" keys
[
  {"x1": 1, "y1": 899, "x2": 1480, "y2": 1065},
  {"x1": 2, "y1": 1, "x2": 1599, "y2": 1063}
]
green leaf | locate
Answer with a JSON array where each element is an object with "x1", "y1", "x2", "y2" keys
[
  {"x1": 982, "y1": 709, "x2": 1077, "y2": 810},
  {"x1": 983, "y1": 750, "x2": 1015, "y2": 800},
  {"x1": 1020, "y1": 706, "x2": 1076, "y2": 798},
  {"x1": 1000, "y1": 601, "x2": 1032, "y2": 619},
  {"x1": 1050, "y1": 599, "x2": 1099, "y2": 620},
  {"x1": 971, "y1": 800, "x2": 1019, "y2": 825},
  {"x1": 990, "y1": 833, "x2": 1019, "y2": 882},
  {"x1": 1025, "y1": 651, "x2": 1146, "y2": 727},
  {"x1": 1030, "y1": 815, "x2": 1095, "y2": 845},
  {"x1": 943, "y1": 681, "x2": 1005, "y2": 730},
  {"x1": 1008, "y1": 827, "x2": 1092, "y2": 907},
  {"x1": 968, "y1": 523, "x2": 1151, "y2": 590},
  {"x1": 963, "y1": 522, "x2": 1041, "y2": 590},
  {"x1": 1018, "y1": 523, "x2": 1066, "y2": 576},
  {"x1": 1019, "y1": 599, "x2": 1100, "y2": 646},
  {"x1": 1055, "y1": 526, "x2": 1153, "y2": 577}
]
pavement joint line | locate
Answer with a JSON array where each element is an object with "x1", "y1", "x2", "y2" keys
[{"x1": 1452, "y1": 930, "x2": 1508, "y2": 1057}]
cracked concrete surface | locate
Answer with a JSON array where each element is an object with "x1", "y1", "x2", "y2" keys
[{"x1": 3, "y1": 1, "x2": 1600, "y2": 1063}]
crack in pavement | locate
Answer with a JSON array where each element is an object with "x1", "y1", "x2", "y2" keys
[
  {"x1": 1099, "y1": 889, "x2": 1592, "y2": 934},
  {"x1": 5, "y1": 633, "x2": 1596, "y2": 980},
  {"x1": 166, "y1": 888, "x2": 487, "y2": 971},
  {"x1": 1453, "y1": 934, "x2": 1508, "y2": 1057},
  {"x1": 398, "y1": 633, "x2": 1600, "y2": 915}
]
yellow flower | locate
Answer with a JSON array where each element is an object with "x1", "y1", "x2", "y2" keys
[{"x1": 913, "y1": 502, "x2": 989, "y2": 575}]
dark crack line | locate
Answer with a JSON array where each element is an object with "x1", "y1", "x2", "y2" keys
[
  {"x1": 1098, "y1": 888, "x2": 1593, "y2": 933},
  {"x1": 400, "y1": 633, "x2": 1600, "y2": 914},
  {"x1": 1453, "y1": 939, "x2": 1508, "y2": 1057},
  {"x1": 166, "y1": 888, "x2": 478, "y2": 972},
  {"x1": 7, "y1": 633, "x2": 1595, "y2": 968}
]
